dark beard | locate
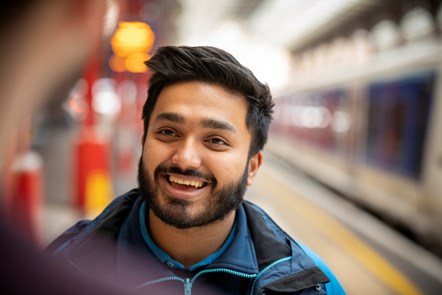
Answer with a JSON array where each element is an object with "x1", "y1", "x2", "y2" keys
[{"x1": 137, "y1": 157, "x2": 248, "y2": 229}]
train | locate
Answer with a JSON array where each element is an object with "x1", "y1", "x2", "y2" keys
[{"x1": 267, "y1": 32, "x2": 442, "y2": 254}]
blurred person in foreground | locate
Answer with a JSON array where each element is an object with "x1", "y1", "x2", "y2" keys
[
  {"x1": 47, "y1": 46, "x2": 346, "y2": 294},
  {"x1": 0, "y1": 1, "x2": 151, "y2": 294}
]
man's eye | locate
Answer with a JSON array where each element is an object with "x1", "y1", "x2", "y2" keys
[
  {"x1": 158, "y1": 129, "x2": 177, "y2": 137},
  {"x1": 207, "y1": 138, "x2": 227, "y2": 145}
]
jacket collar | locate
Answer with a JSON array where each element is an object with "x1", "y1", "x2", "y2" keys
[
  {"x1": 115, "y1": 197, "x2": 261, "y2": 280},
  {"x1": 241, "y1": 201, "x2": 330, "y2": 293},
  {"x1": 207, "y1": 201, "x2": 292, "y2": 273}
]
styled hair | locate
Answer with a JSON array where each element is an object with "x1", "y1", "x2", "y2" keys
[{"x1": 142, "y1": 46, "x2": 273, "y2": 156}]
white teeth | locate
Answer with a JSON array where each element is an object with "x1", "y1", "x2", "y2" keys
[{"x1": 169, "y1": 176, "x2": 203, "y2": 188}]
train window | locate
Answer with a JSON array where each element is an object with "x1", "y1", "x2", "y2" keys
[
  {"x1": 271, "y1": 89, "x2": 350, "y2": 155},
  {"x1": 365, "y1": 71, "x2": 435, "y2": 179}
]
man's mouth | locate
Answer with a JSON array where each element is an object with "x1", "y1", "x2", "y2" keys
[{"x1": 167, "y1": 175, "x2": 208, "y2": 189}]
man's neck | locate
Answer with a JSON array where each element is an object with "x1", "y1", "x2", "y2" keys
[{"x1": 148, "y1": 208, "x2": 236, "y2": 268}]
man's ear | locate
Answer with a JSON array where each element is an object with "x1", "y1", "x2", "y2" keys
[{"x1": 247, "y1": 151, "x2": 263, "y2": 186}]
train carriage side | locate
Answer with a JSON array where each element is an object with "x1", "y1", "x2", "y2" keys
[{"x1": 268, "y1": 40, "x2": 442, "y2": 254}]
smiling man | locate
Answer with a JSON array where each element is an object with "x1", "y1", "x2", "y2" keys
[{"x1": 48, "y1": 46, "x2": 345, "y2": 294}]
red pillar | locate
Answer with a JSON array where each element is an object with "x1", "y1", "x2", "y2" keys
[{"x1": 73, "y1": 50, "x2": 112, "y2": 213}]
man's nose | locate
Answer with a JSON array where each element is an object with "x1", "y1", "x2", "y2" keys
[{"x1": 171, "y1": 139, "x2": 202, "y2": 169}]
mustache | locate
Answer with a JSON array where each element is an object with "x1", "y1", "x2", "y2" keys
[{"x1": 154, "y1": 163, "x2": 217, "y2": 185}]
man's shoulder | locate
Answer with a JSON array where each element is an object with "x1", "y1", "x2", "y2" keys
[
  {"x1": 46, "y1": 189, "x2": 142, "y2": 255},
  {"x1": 241, "y1": 200, "x2": 346, "y2": 294}
]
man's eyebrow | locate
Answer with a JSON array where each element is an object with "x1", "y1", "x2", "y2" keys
[
  {"x1": 155, "y1": 112, "x2": 185, "y2": 124},
  {"x1": 201, "y1": 117, "x2": 236, "y2": 133},
  {"x1": 154, "y1": 112, "x2": 236, "y2": 133}
]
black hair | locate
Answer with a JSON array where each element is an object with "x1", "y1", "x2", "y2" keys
[{"x1": 142, "y1": 45, "x2": 273, "y2": 156}]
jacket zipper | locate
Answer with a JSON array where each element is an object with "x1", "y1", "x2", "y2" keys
[
  {"x1": 188, "y1": 268, "x2": 258, "y2": 295},
  {"x1": 184, "y1": 278, "x2": 192, "y2": 295},
  {"x1": 131, "y1": 257, "x2": 290, "y2": 295},
  {"x1": 249, "y1": 256, "x2": 292, "y2": 295},
  {"x1": 132, "y1": 268, "x2": 257, "y2": 294},
  {"x1": 131, "y1": 276, "x2": 185, "y2": 291}
]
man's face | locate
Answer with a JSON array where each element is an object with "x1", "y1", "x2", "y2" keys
[{"x1": 138, "y1": 81, "x2": 261, "y2": 228}]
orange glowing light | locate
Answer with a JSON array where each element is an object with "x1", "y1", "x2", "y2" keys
[
  {"x1": 111, "y1": 21, "x2": 155, "y2": 57},
  {"x1": 125, "y1": 52, "x2": 150, "y2": 73},
  {"x1": 109, "y1": 54, "x2": 126, "y2": 72}
]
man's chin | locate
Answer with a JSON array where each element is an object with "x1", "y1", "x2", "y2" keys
[{"x1": 149, "y1": 200, "x2": 220, "y2": 229}]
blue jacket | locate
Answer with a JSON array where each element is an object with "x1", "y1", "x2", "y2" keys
[{"x1": 47, "y1": 189, "x2": 346, "y2": 294}]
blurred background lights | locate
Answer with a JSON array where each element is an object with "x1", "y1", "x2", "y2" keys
[
  {"x1": 102, "y1": 0, "x2": 120, "y2": 38},
  {"x1": 332, "y1": 110, "x2": 350, "y2": 133},
  {"x1": 65, "y1": 79, "x2": 88, "y2": 121},
  {"x1": 110, "y1": 21, "x2": 155, "y2": 73},
  {"x1": 111, "y1": 21, "x2": 155, "y2": 56},
  {"x1": 92, "y1": 79, "x2": 121, "y2": 116},
  {"x1": 300, "y1": 106, "x2": 331, "y2": 129},
  {"x1": 401, "y1": 7, "x2": 434, "y2": 41},
  {"x1": 371, "y1": 20, "x2": 400, "y2": 50},
  {"x1": 109, "y1": 55, "x2": 126, "y2": 73},
  {"x1": 125, "y1": 52, "x2": 150, "y2": 73},
  {"x1": 117, "y1": 80, "x2": 137, "y2": 103}
]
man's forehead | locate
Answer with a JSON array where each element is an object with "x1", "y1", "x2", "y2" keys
[{"x1": 148, "y1": 81, "x2": 249, "y2": 127}]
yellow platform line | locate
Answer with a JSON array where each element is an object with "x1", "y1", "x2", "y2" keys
[{"x1": 262, "y1": 169, "x2": 423, "y2": 295}]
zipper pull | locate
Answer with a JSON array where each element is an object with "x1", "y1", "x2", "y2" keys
[{"x1": 184, "y1": 278, "x2": 192, "y2": 295}]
